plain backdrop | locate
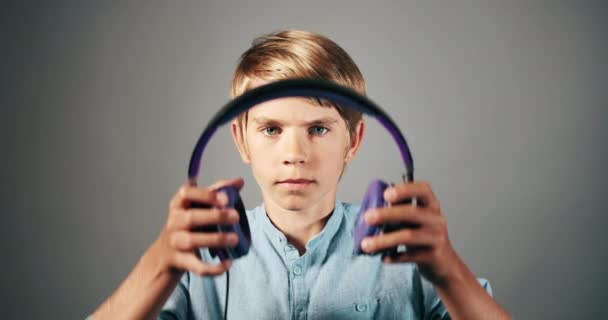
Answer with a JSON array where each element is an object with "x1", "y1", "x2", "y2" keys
[{"x1": 1, "y1": 1, "x2": 607, "y2": 319}]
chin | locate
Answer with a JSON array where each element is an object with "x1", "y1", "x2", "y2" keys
[
  {"x1": 276, "y1": 195, "x2": 313, "y2": 211},
  {"x1": 279, "y1": 199, "x2": 307, "y2": 211}
]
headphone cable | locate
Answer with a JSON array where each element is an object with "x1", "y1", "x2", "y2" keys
[{"x1": 224, "y1": 270, "x2": 230, "y2": 320}]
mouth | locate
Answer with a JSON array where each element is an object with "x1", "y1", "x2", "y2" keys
[
  {"x1": 277, "y1": 178, "x2": 315, "y2": 184},
  {"x1": 276, "y1": 178, "x2": 315, "y2": 189}
]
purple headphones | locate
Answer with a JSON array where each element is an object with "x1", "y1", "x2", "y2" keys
[{"x1": 188, "y1": 79, "x2": 415, "y2": 260}]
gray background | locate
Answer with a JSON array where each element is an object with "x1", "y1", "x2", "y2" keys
[{"x1": 1, "y1": 1, "x2": 607, "y2": 319}]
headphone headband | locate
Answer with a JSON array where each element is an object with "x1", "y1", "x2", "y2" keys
[{"x1": 188, "y1": 79, "x2": 414, "y2": 182}]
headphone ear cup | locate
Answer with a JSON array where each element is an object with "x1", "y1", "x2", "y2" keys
[
  {"x1": 353, "y1": 179, "x2": 389, "y2": 254},
  {"x1": 207, "y1": 186, "x2": 251, "y2": 261}
]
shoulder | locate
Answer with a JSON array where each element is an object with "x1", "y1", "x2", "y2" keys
[
  {"x1": 338, "y1": 200, "x2": 368, "y2": 236},
  {"x1": 337, "y1": 200, "x2": 361, "y2": 223},
  {"x1": 244, "y1": 204, "x2": 262, "y2": 226},
  {"x1": 339, "y1": 200, "x2": 361, "y2": 215}
]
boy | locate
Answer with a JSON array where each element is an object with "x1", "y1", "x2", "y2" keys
[{"x1": 91, "y1": 29, "x2": 511, "y2": 319}]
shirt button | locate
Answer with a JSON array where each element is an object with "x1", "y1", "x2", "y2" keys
[
  {"x1": 355, "y1": 303, "x2": 367, "y2": 312},
  {"x1": 293, "y1": 266, "x2": 302, "y2": 275}
]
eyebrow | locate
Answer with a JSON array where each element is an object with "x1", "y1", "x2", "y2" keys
[{"x1": 251, "y1": 116, "x2": 339, "y2": 126}]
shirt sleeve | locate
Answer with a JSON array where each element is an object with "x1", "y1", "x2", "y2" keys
[
  {"x1": 158, "y1": 271, "x2": 191, "y2": 320},
  {"x1": 416, "y1": 265, "x2": 493, "y2": 320}
]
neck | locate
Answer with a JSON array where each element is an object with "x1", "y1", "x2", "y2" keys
[{"x1": 263, "y1": 193, "x2": 336, "y2": 255}]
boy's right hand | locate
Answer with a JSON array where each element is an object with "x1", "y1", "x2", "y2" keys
[{"x1": 155, "y1": 177, "x2": 244, "y2": 277}]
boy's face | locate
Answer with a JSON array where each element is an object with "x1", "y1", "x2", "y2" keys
[{"x1": 231, "y1": 81, "x2": 364, "y2": 212}]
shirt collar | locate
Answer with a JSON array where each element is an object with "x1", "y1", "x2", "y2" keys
[{"x1": 256, "y1": 200, "x2": 345, "y2": 254}]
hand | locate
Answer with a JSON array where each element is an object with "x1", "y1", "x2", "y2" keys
[
  {"x1": 155, "y1": 177, "x2": 245, "y2": 277},
  {"x1": 360, "y1": 180, "x2": 458, "y2": 286}
]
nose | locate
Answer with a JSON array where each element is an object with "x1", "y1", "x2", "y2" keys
[{"x1": 281, "y1": 129, "x2": 309, "y2": 166}]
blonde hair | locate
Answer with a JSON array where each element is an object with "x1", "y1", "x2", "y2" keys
[{"x1": 230, "y1": 29, "x2": 366, "y2": 145}]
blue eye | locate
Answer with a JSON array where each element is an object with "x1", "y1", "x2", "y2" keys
[
  {"x1": 263, "y1": 127, "x2": 280, "y2": 136},
  {"x1": 310, "y1": 126, "x2": 329, "y2": 136}
]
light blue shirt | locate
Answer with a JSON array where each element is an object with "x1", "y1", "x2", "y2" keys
[{"x1": 159, "y1": 200, "x2": 492, "y2": 319}]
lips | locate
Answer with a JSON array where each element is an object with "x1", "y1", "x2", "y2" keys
[
  {"x1": 278, "y1": 179, "x2": 314, "y2": 184},
  {"x1": 277, "y1": 178, "x2": 315, "y2": 190}
]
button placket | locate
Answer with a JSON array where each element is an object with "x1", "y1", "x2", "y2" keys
[
  {"x1": 284, "y1": 244, "x2": 299, "y2": 265},
  {"x1": 291, "y1": 257, "x2": 307, "y2": 320}
]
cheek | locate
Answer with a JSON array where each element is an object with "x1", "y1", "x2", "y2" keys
[
  {"x1": 315, "y1": 140, "x2": 348, "y2": 166},
  {"x1": 244, "y1": 134, "x2": 267, "y2": 159},
  {"x1": 246, "y1": 138, "x2": 277, "y2": 179}
]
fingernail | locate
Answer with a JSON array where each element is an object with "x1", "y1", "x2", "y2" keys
[
  {"x1": 364, "y1": 210, "x2": 376, "y2": 224},
  {"x1": 384, "y1": 188, "x2": 396, "y2": 200},
  {"x1": 228, "y1": 209, "x2": 239, "y2": 221},
  {"x1": 228, "y1": 234, "x2": 239, "y2": 246},
  {"x1": 361, "y1": 239, "x2": 371, "y2": 251},
  {"x1": 216, "y1": 192, "x2": 228, "y2": 206}
]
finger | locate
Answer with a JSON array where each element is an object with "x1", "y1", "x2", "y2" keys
[
  {"x1": 169, "y1": 208, "x2": 240, "y2": 231},
  {"x1": 209, "y1": 178, "x2": 245, "y2": 207},
  {"x1": 173, "y1": 252, "x2": 232, "y2": 276},
  {"x1": 383, "y1": 180, "x2": 440, "y2": 212},
  {"x1": 360, "y1": 228, "x2": 437, "y2": 253},
  {"x1": 383, "y1": 249, "x2": 433, "y2": 264},
  {"x1": 364, "y1": 205, "x2": 437, "y2": 226},
  {"x1": 170, "y1": 231, "x2": 239, "y2": 251},
  {"x1": 169, "y1": 183, "x2": 190, "y2": 210},
  {"x1": 170, "y1": 184, "x2": 222, "y2": 210},
  {"x1": 383, "y1": 180, "x2": 436, "y2": 205},
  {"x1": 209, "y1": 177, "x2": 245, "y2": 192}
]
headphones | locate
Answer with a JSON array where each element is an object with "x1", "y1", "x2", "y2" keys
[{"x1": 188, "y1": 78, "x2": 415, "y2": 260}]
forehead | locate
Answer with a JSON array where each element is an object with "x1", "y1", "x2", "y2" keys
[
  {"x1": 245, "y1": 78, "x2": 344, "y2": 125},
  {"x1": 247, "y1": 97, "x2": 342, "y2": 125}
]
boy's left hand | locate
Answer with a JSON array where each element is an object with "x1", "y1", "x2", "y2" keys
[{"x1": 360, "y1": 180, "x2": 459, "y2": 286}]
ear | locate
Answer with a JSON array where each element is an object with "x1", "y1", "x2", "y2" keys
[
  {"x1": 231, "y1": 119, "x2": 251, "y2": 164},
  {"x1": 344, "y1": 119, "x2": 365, "y2": 164}
]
